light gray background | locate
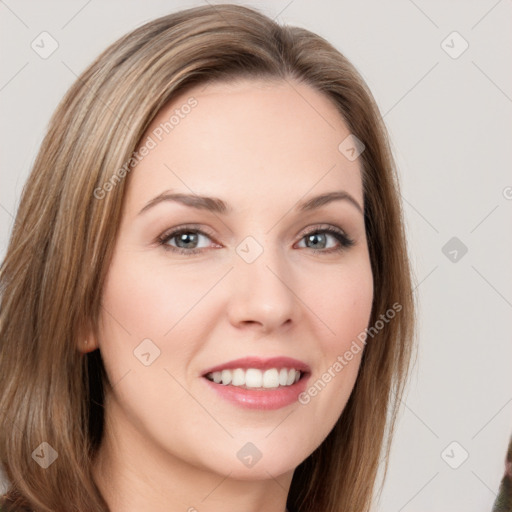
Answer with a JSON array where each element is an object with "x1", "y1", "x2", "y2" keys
[{"x1": 1, "y1": 1, "x2": 511, "y2": 510}]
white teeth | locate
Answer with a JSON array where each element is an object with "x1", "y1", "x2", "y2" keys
[
  {"x1": 245, "y1": 368, "x2": 262, "y2": 388},
  {"x1": 263, "y1": 368, "x2": 279, "y2": 388},
  {"x1": 232, "y1": 368, "x2": 245, "y2": 386},
  {"x1": 206, "y1": 368, "x2": 303, "y2": 388},
  {"x1": 221, "y1": 369, "x2": 232, "y2": 385}
]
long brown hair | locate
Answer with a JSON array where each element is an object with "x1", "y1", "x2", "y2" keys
[{"x1": 0, "y1": 4, "x2": 416, "y2": 511}]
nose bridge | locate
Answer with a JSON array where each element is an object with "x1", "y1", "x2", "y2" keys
[{"x1": 226, "y1": 233, "x2": 299, "y2": 330}]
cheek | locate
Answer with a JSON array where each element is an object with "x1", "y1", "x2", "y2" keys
[
  {"x1": 96, "y1": 255, "x2": 208, "y2": 417},
  {"x1": 292, "y1": 259, "x2": 373, "y2": 455},
  {"x1": 305, "y1": 258, "x2": 374, "y2": 350},
  {"x1": 99, "y1": 253, "x2": 215, "y2": 341},
  {"x1": 96, "y1": 251, "x2": 225, "y2": 392}
]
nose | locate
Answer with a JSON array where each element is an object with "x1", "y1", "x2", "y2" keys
[{"x1": 226, "y1": 240, "x2": 300, "y2": 334}]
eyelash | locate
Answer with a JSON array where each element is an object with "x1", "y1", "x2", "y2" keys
[{"x1": 157, "y1": 224, "x2": 355, "y2": 256}]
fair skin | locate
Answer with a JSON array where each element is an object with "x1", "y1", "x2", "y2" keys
[{"x1": 85, "y1": 78, "x2": 374, "y2": 512}]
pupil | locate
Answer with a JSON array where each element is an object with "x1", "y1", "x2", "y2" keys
[
  {"x1": 307, "y1": 233, "x2": 326, "y2": 249},
  {"x1": 178, "y1": 232, "x2": 197, "y2": 248}
]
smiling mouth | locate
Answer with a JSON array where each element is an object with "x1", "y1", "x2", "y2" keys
[{"x1": 204, "y1": 367, "x2": 306, "y2": 390}]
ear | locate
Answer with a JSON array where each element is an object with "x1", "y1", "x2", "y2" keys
[
  {"x1": 77, "y1": 319, "x2": 100, "y2": 354},
  {"x1": 78, "y1": 338, "x2": 99, "y2": 354}
]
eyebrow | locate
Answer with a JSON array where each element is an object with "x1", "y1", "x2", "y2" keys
[{"x1": 138, "y1": 190, "x2": 364, "y2": 216}]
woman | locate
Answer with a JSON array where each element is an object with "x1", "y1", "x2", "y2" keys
[{"x1": 0, "y1": 4, "x2": 416, "y2": 511}]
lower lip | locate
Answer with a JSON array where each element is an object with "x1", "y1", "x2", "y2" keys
[{"x1": 202, "y1": 374, "x2": 310, "y2": 410}]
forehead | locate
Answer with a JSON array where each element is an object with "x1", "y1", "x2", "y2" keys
[{"x1": 125, "y1": 78, "x2": 363, "y2": 215}]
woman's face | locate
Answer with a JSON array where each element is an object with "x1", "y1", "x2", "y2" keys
[{"x1": 91, "y1": 78, "x2": 373, "y2": 481}]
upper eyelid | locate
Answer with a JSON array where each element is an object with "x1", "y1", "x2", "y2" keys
[
  {"x1": 297, "y1": 224, "x2": 349, "y2": 237},
  {"x1": 159, "y1": 224, "x2": 216, "y2": 241}
]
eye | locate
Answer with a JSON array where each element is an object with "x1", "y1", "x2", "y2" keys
[
  {"x1": 157, "y1": 224, "x2": 355, "y2": 256},
  {"x1": 295, "y1": 226, "x2": 355, "y2": 254},
  {"x1": 157, "y1": 225, "x2": 218, "y2": 255}
]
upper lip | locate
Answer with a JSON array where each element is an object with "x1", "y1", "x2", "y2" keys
[{"x1": 201, "y1": 356, "x2": 311, "y2": 376}]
